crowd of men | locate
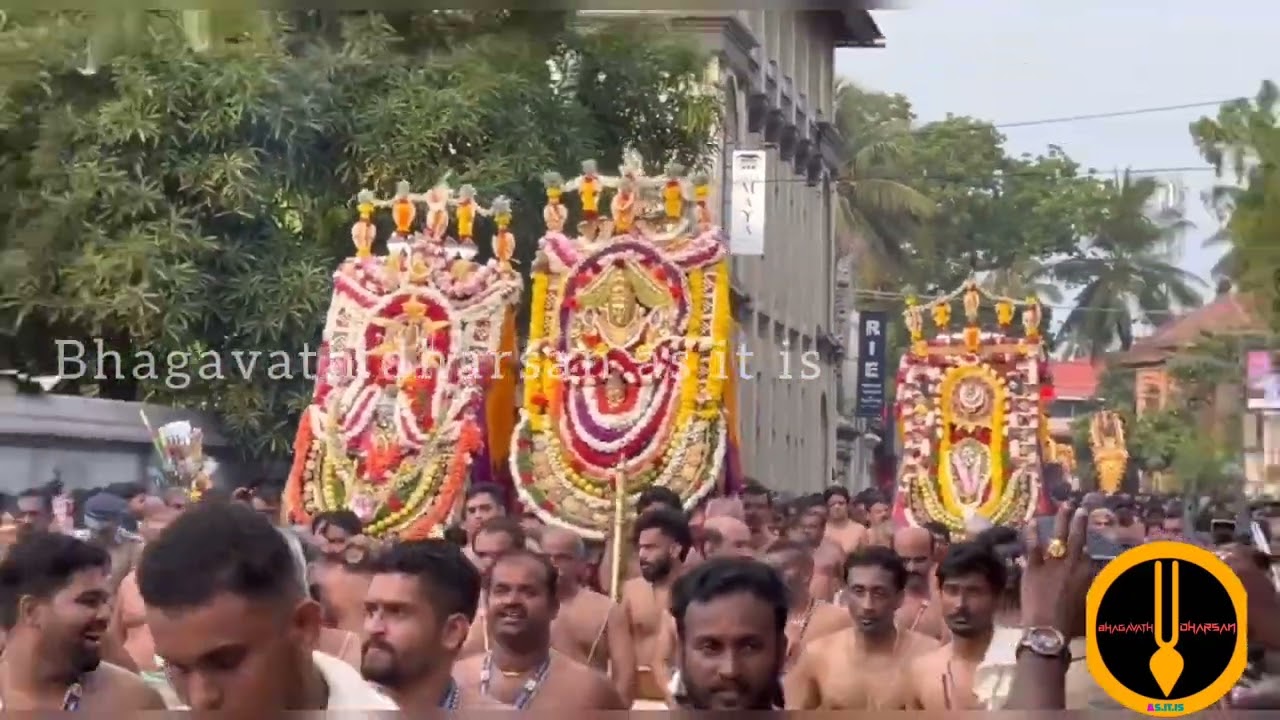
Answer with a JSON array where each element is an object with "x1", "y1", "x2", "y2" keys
[{"x1": 0, "y1": 477, "x2": 1278, "y2": 711}]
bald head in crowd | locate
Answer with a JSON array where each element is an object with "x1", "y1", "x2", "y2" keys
[
  {"x1": 701, "y1": 515, "x2": 752, "y2": 558},
  {"x1": 704, "y1": 497, "x2": 745, "y2": 521}
]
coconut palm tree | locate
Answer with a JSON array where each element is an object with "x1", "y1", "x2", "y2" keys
[
  {"x1": 1050, "y1": 170, "x2": 1205, "y2": 357},
  {"x1": 832, "y1": 80, "x2": 936, "y2": 291}
]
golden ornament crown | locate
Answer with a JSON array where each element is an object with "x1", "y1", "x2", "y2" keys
[
  {"x1": 350, "y1": 179, "x2": 516, "y2": 269},
  {"x1": 539, "y1": 152, "x2": 715, "y2": 241},
  {"x1": 903, "y1": 277, "x2": 1043, "y2": 356}
]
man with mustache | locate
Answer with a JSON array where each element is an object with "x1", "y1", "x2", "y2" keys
[
  {"x1": 597, "y1": 485, "x2": 684, "y2": 591},
  {"x1": 670, "y1": 556, "x2": 788, "y2": 709},
  {"x1": 458, "y1": 517, "x2": 525, "y2": 659},
  {"x1": 823, "y1": 486, "x2": 868, "y2": 554},
  {"x1": 619, "y1": 507, "x2": 692, "y2": 707},
  {"x1": 361, "y1": 540, "x2": 498, "y2": 709},
  {"x1": 541, "y1": 527, "x2": 632, "y2": 701},
  {"x1": 0, "y1": 532, "x2": 164, "y2": 710},
  {"x1": 907, "y1": 542, "x2": 1005, "y2": 709},
  {"x1": 761, "y1": 541, "x2": 850, "y2": 673},
  {"x1": 786, "y1": 546, "x2": 938, "y2": 709},
  {"x1": 892, "y1": 526, "x2": 947, "y2": 640},
  {"x1": 12, "y1": 489, "x2": 53, "y2": 541},
  {"x1": 454, "y1": 549, "x2": 624, "y2": 709}
]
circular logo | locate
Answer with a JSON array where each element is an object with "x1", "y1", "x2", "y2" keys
[{"x1": 1087, "y1": 542, "x2": 1247, "y2": 716}]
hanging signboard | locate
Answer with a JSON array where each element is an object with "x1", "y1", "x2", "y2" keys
[
  {"x1": 729, "y1": 150, "x2": 766, "y2": 255},
  {"x1": 855, "y1": 311, "x2": 887, "y2": 418}
]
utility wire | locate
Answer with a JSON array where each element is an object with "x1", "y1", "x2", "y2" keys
[
  {"x1": 993, "y1": 99, "x2": 1245, "y2": 129},
  {"x1": 845, "y1": 286, "x2": 1206, "y2": 317}
]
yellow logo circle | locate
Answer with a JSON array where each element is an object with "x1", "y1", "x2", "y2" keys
[{"x1": 1086, "y1": 542, "x2": 1247, "y2": 716}]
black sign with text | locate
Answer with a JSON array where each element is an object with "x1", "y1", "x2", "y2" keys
[{"x1": 855, "y1": 311, "x2": 887, "y2": 418}]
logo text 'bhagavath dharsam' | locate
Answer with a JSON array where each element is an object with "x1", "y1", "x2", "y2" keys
[{"x1": 1087, "y1": 542, "x2": 1247, "y2": 717}]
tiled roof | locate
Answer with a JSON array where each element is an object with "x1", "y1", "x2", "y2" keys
[
  {"x1": 1050, "y1": 359, "x2": 1101, "y2": 399},
  {"x1": 1116, "y1": 293, "x2": 1265, "y2": 364}
]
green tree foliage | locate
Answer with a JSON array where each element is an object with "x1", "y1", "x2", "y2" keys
[
  {"x1": 1050, "y1": 171, "x2": 1204, "y2": 357},
  {"x1": 0, "y1": 12, "x2": 718, "y2": 458},
  {"x1": 1191, "y1": 80, "x2": 1280, "y2": 329}
]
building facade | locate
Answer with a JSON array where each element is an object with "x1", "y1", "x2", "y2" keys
[
  {"x1": 682, "y1": 11, "x2": 881, "y2": 494},
  {"x1": 580, "y1": 10, "x2": 883, "y2": 493}
]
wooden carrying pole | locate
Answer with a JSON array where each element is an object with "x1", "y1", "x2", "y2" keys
[{"x1": 608, "y1": 467, "x2": 626, "y2": 602}]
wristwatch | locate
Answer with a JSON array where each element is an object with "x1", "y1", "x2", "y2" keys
[{"x1": 1017, "y1": 626, "x2": 1070, "y2": 662}]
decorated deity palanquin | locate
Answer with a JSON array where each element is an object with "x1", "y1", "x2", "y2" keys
[
  {"x1": 513, "y1": 156, "x2": 733, "y2": 539},
  {"x1": 891, "y1": 279, "x2": 1055, "y2": 533},
  {"x1": 284, "y1": 180, "x2": 522, "y2": 538}
]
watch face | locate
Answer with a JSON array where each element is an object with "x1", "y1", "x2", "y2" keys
[{"x1": 1028, "y1": 627, "x2": 1065, "y2": 654}]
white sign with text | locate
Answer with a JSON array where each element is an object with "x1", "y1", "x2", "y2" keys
[{"x1": 729, "y1": 150, "x2": 767, "y2": 255}]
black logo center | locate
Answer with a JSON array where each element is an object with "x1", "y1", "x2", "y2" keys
[{"x1": 1094, "y1": 558, "x2": 1238, "y2": 700}]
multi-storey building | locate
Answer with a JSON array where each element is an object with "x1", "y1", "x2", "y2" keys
[
  {"x1": 580, "y1": 10, "x2": 883, "y2": 493},
  {"x1": 675, "y1": 11, "x2": 882, "y2": 493}
]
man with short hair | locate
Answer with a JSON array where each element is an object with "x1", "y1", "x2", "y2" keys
[
  {"x1": 741, "y1": 483, "x2": 775, "y2": 550},
  {"x1": 787, "y1": 546, "x2": 939, "y2": 709},
  {"x1": 620, "y1": 507, "x2": 693, "y2": 707},
  {"x1": 459, "y1": 517, "x2": 525, "y2": 658},
  {"x1": 136, "y1": 502, "x2": 396, "y2": 711},
  {"x1": 13, "y1": 489, "x2": 53, "y2": 540},
  {"x1": 362, "y1": 540, "x2": 498, "y2": 709},
  {"x1": 598, "y1": 486, "x2": 685, "y2": 590},
  {"x1": 463, "y1": 484, "x2": 507, "y2": 544},
  {"x1": 0, "y1": 532, "x2": 164, "y2": 710},
  {"x1": 454, "y1": 550, "x2": 625, "y2": 709},
  {"x1": 669, "y1": 556, "x2": 788, "y2": 709},
  {"x1": 760, "y1": 540, "x2": 850, "y2": 672},
  {"x1": 823, "y1": 486, "x2": 868, "y2": 554}
]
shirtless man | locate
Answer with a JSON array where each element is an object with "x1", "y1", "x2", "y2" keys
[
  {"x1": 597, "y1": 486, "x2": 683, "y2": 591},
  {"x1": 0, "y1": 533, "x2": 165, "y2": 710},
  {"x1": 114, "y1": 505, "x2": 180, "y2": 672},
  {"x1": 700, "y1": 515, "x2": 753, "y2": 558},
  {"x1": 907, "y1": 542, "x2": 1005, "y2": 709},
  {"x1": 787, "y1": 502, "x2": 827, "y2": 548},
  {"x1": 740, "y1": 483, "x2": 776, "y2": 551},
  {"x1": 786, "y1": 546, "x2": 939, "y2": 709},
  {"x1": 922, "y1": 520, "x2": 951, "y2": 563},
  {"x1": 541, "y1": 527, "x2": 633, "y2": 700},
  {"x1": 618, "y1": 507, "x2": 692, "y2": 707},
  {"x1": 310, "y1": 546, "x2": 372, "y2": 636},
  {"x1": 823, "y1": 487, "x2": 867, "y2": 554},
  {"x1": 454, "y1": 550, "x2": 625, "y2": 709},
  {"x1": 810, "y1": 541, "x2": 846, "y2": 602},
  {"x1": 761, "y1": 540, "x2": 851, "y2": 673},
  {"x1": 891, "y1": 526, "x2": 946, "y2": 640},
  {"x1": 362, "y1": 540, "x2": 499, "y2": 709},
  {"x1": 459, "y1": 517, "x2": 524, "y2": 659}
]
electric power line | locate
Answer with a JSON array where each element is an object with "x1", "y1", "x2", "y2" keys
[
  {"x1": 846, "y1": 286, "x2": 1204, "y2": 318},
  {"x1": 992, "y1": 98, "x2": 1245, "y2": 129}
]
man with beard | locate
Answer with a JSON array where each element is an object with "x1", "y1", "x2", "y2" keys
[
  {"x1": 137, "y1": 502, "x2": 396, "y2": 711},
  {"x1": 892, "y1": 526, "x2": 946, "y2": 640},
  {"x1": 907, "y1": 542, "x2": 1005, "y2": 709},
  {"x1": 459, "y1": 518, "x2": 524, "y2": 659},
  {"x1": 740, "y1": 483, "x2": 776, "y2": 551},
  {"x1": 597, "y1": 485, "x2": 683, "y2": 591},
  {"x1": 761, "y1": 541, "x2": 850, "y2": 672},
  {"x1": 823, "y1": 486, "x2": 867, "y2": 554},
  {"x1": 541, "y1": 527, "x2": 632, "y2": 700},
  {"x1": 0, "y1": 532, "x2": 164, "y2": 710},
  {"x1": 619, "y1": 507, "x2": 692, "y2": 707},
  {"x1": 361, "y1": 540, "x2": 499, "y2": 709},
  {"x1": 669, "y1": 555, "x2": 787, "y2": 709},
  {"x1": 454, "y1": 549, "x2": 624, "y2": 709},
  {"x1": 786, "y1": 546, "x2": 938, "y2": 709}
]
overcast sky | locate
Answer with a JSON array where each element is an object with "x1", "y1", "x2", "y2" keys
[{"x1": 835, "y1": 0, "x2": 1280, "y2": 295}]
